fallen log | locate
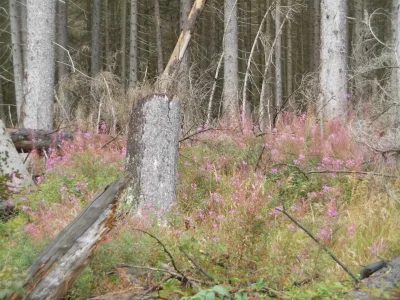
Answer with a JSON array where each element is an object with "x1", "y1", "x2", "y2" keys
[
  {"x1": 7, "y1": 128, "x2": 73, "y2": 152},
  {"x1": 10, "y1": 175, "x2": 131, "y2": 300},
  {"x1": 6, "y1": 128, "x2": 123, "y2": 152}
]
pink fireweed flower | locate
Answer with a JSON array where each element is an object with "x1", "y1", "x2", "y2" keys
[
  {"x1": 322, "y1": 185, "x2": 331, "y2": 193},
  {"x1": 191, "y1": 183, "x2": 197, "y2": 190},
  {"x1": 347, "y1": 225, "x2": 357, "y2": 236},
  {"x1": 270, "y1": 207, "x2": 282, "y2": 216},
  {"x1": 22, "y1": 205, "x2": 30, "y2": 211},
  {"x1": 241, "y1": 161, "x2": 247, "y2": 166},
  {"x1": 369, "y1": 239, "x2": 387, "y2": 254},
  {"x1": 184, "y1": 161, "x2": 192, "y2": 167},
  {"x1": 288, "y1": 224, "x2": 295, "y2": 231},
  {"x1": 60, "y1": 187, "x2": 68, "y2": 192},
  {"x1": 271, "y1": 168, "x2": 278, "y2": 175},
  {"x1": 327, "y1": 207, "x2": 338, "y2": 218},
  {"x1": 317, "y1": 228, "x2": 332, "y2": 242},
  {"x1": 299, "y1": 154, "x2": 305, "y2": 160}
]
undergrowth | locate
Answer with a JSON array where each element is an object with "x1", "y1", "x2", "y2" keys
[{"x1": 1, "y1": 114, "x2": 400, "y2": 299}]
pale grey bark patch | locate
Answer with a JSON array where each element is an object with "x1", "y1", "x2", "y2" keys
[
  {"x1": 23, "y1": 0, "x2": 56, "y2": 130},
  {"x1": 223, "y1": 0, "x2": 239, "y2": 122},
  {"x1": 320, "y1": 0, "x2": 348, "y2": 120},
  {"x1": 125, "y1": 94, "x2": 180, "y2": 213},
  {"x1": 0, "y1": 120, "x2": 32, "y2": 188}
]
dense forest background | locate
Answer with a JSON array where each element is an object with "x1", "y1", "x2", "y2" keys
[{"x1": 0, "y1": 0, "x2": 397, "y2": 137}]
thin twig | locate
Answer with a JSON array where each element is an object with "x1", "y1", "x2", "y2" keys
[
  {"x1": 255, "y1": 144, "x2": 266, "y2": 172},
  {"x1": 276, "y1": 207, "x2": 360, "y2": 283},
  {"x1": 101, "y1": 131, "x2": 122, "y2": 149},
  {"x1": 117, "y1": 265, "x2": 207, "y2": 284},
  {"x1": 273, "y1": 163, "x2": 309, "y2": 180},
  {"x1": 133, "y1": 228, "x2": 189, "y2": 283},
  {"x1": 178, "y1": 247, "x2": 216, "y2": 282}
]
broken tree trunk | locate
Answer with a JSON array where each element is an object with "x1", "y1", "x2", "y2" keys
[
  {"x1": 156, "y1": 0, "x2": 207, "y2": 92},
  {"x1": 125, "y1": 94, "x2": 180, "y2": 213},
  {"x1": 10, "y1": 175, "x2": 131, "y2": 300},
  {"x1": 0, "y1": 120, "x2": 32, "y2": 188}
]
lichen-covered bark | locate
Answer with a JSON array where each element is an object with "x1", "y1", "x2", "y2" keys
[
  {"x1": 223, "y1": 0, "x2": 239, "y2": 122},
  {"x1": 0, "y1": 120, "x2": 31, "y2": 188},
  {"x1": 23, "y1": 0, "x2": 56, "y2": 130},
  {"x1": 125, "y1": 94, "x2": 180, "y2": 213},
  {"x1": 320, "y1": 0, "x2": 348, "y2": 120}
]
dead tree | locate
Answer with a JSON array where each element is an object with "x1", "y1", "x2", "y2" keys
[{"x1": 10, "y1": 176, "x2": 131, "y2": 300}]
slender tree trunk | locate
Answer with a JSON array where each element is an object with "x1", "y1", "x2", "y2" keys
[
  {"x1": 154, "y1": 0, "x2": 164, "y2": 75},
  {"x1": 129, "y1": 0, "x2": 138, "y2": 85},
  {"x1": 260, "y1": 0, "x2": 273, "y2": 132},
  {"x1": 57, "y1": 0, "x2": 70, "y2": 121},
  {"x1": 312, "y1": 0, "x2": 320, "y2": 71},
  {"x1": 242, "y1": 0, "x2": 252, "y2": 123},
  {"x1": 57, "y1": 0, "x2": 69, "y2": 82},
  {"x1": 275, "y1": 0, "x2": 283, "y2": 111},
  {"x1": 120, "y1": 0, "x2": 127, "y2": 90},
  {"x1": 104, "y1": 0, "x2": 110, "y2": 71},
  {"x1": 223, "y1": 0, "x2": 239, "y2": 122},
  {"x1": 91, "y1": 0, "x2": 102, "y2": 77},
  {"x1": 20, "y1": 0, "x2": 27, "y2": 69},
  {"x1": 179, "y1": 0, "x2": 194, "y2": 131},
  {"x1": 23, "y1": 0, "x2": 56, "y2": 130},
  {"x1": 9, "y1": 0, "x2": 24, "y2": 122},
  {"x1": 0, "y1": 78, "x2": 5, "y2": 122},
  {"x1": 320, "y1": 0, "x2": 348, "y2": 120},
  {"x1": 286, "y1": 0, "x2": 293, "y2": 107}
]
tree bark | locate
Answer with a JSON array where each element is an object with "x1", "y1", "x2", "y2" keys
[
  {"x1": 0, "y1": 120, "x2": 32, "y2": 188},
  {"x1": 9, "y1": 0, "x2": 24, "y2": 122},
  {"x1": 312, "y1": 0, "x2": 321, "y2": 71},
  {"x1": 120, "y1": 0, "x2": 127, "y2": 90},
  {"x1": 91, "y1": 0, "x2": 102, "y2": 77},
  {"x1": 260, "y1": 0, "x2": 273, "y2": 132},
  {"x1": 129, "y1": 0, "x2": 138, "y2": 85},
  {"x1": 12, "y1": 176, "x2": 130, "y2": 300},
  {"x1": 20, "y1": 0, "x2": 28, "y2": 69},
  {"x1": 23, "y1": 0, "x2": 56, "y2": 130},
  {"x1": 179, "y1": 0, "x2": 194, "y2": 131},
  {"x1": 275, "y1": 0, "x2": 283, "y2": 111},
  {"x1": 56, "y1": 0, "x2": 70, "y2": 121},
  {"x1": 0, "y1": 77, "x2": 5, "y2": 122},
  {"x1": 320, "y1": 0, "x2": 348, "y2": 120},
  {"x1": 286, "y1": 0, "x2": 293, "y2": 106},
  {"x1": 154, "y1": 0, "x2": 164, "y2": 75},
  {"x1": 223, "y1": 0, "x2": 239, "y2": 123},
  {"x1": 125, "y1": 94, "x2": 180, "y2": 212}
]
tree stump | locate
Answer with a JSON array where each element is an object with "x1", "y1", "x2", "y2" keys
[{"x1": 125, "y1": 94, "x2": 180, "y2": 213}]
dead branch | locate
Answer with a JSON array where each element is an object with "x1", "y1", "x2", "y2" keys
[{"x1": 276, "y1": 206, "x2": 360, "y2": 283}]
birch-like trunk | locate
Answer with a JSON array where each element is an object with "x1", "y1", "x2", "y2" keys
[
  {"x1": 275, "y1": 0, "x2": 283, "y2": 111},
  {"x1": 154, "y1": 0, "x2": 164, "y2": 75},
  {"x1": 0, "y1": 78, "x2": 5, "y2": 121},
  {"x1": 9, "y1": 0, "x2": 24, "y2": 122},
  {"x1": 129, "y1": 0, "x2": 138, "y2": 85},
  {"x1": 223, "y1": 0, "x2": 239, "y2": 122},
  {"x1": 91, "y1": 0, "x2": 101, "y2": 77},
  {"x1": 320, "y1": 0, "x2": 348, "y2": 120},
  {"x1": 120, "y1": 0, "x2": 127, "y2": 90},
  {"x1": 23, "y1": 0, "x2": 56, "y2": 130}
]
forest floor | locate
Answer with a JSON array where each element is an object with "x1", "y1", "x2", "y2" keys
[{"x1": 1, "y1": 114, "x2": 400, "y2": 299}]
